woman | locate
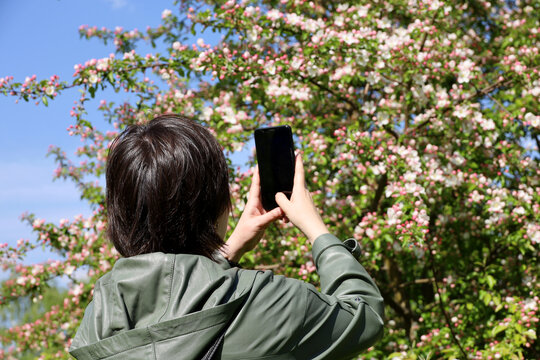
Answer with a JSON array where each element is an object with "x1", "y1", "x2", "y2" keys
[{"x1": 69, "y1": 114, "x2": 384, "y2": 360}]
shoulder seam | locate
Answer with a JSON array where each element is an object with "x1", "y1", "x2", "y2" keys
[
  {"x1": 292, "y1": 280, "x2": 308, "y2": 355},
  {"x1": 157, "y1": 254, "x2": 175, "y2": 322}
]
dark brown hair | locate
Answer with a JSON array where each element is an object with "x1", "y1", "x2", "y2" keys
[{"x1": 106, "y1": 114, "x2": 231, "y2": 258}]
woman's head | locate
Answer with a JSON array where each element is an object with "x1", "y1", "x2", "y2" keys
[{"x1": 106, "y1": 114, "x2": 231, "y2": 258}]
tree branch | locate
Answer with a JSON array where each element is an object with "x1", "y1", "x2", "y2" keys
[
  {"x1": 426, "y1": 215, "x2": 468, "y2": 359},
  {"x1": 402, "y1": 12, "x2": 437, "y2": 132},
  {"x1": 384, "y1": 126, "x2": 400, "y2": 141},
  {"x1": 404, "y1": 65, "x2": 540, "y2": 137},
  {"x1": 298, "y1": 74, "x2": 360, "y2": 113},
  {"x1": 370, "y1": 173, "x2": 388, "y2": 214},
  {"x1": 466, "y1": 64, "x2": 540, "y2": 102},
  {"x1": 379, "y1": 287, "x2": 414, "y2": 322},
  {"x1": 356, "y1": 173, "x2": 388, "y2": 223},
  {"x1": 4, "y1": 61, "x2": 174, "y2": 102}
]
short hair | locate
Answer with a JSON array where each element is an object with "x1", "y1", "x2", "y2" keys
[{"x1": 105, "y1": 114, "x2": 231, "y2": 259}]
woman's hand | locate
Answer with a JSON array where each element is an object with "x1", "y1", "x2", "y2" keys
[
  {"x1": 222, "y1": 167, "x2": 283, "y2": 263},
  {"x1": 275, "y1": 155, "x2": 329, "y2": 244}
]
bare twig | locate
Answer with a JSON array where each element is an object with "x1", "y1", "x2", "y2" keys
[
  {"x1": 363, "y1": 83, "x2": 370, "y2": 99},
  {"x1": 398, "y1": 278, "x2": 435, "y2": 288},
  {"x1": 487, "y1": 92, "x2": 513, "y2": 115},
  {"x1": 418, "y1": 11, "x2": 438, "y2": 53}
]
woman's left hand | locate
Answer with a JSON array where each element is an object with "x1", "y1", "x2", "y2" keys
[{"x1": 222, "y1": 167, "x2": 283, "y2": 263}]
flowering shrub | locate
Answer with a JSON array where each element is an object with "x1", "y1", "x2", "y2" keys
[{"x1": 1, "y1": 0, "x2": 539, "y2": 359}]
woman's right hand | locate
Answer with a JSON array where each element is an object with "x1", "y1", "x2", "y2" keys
[{"x1": 275, "y1": 155, "x2": 329, "y2": 244}]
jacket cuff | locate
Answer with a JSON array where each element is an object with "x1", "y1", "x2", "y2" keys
[
  {"x1": 343, "y1": 238, "x2": 361, "y2": 259},
  {"x1": 312, "y1": 233, "x2": 358, "y2": 267}
]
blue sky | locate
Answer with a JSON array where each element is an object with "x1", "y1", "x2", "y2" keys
[{"x1": 0, "y1": 0, "x2": 176, "y2": 265}]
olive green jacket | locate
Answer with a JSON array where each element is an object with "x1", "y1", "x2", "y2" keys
[{"x1": 69, "y1": 234, "x2": 384, "y2": 359}]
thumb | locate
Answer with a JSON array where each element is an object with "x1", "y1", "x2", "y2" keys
[
  {"x1": 259, "y1": 206, "x2": 284, "y2": 225},
  {"x1": 275, "y1": 192, "x2": 291, "y2": 213}
]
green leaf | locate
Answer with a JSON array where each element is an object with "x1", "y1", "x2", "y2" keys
[
  {"x1": 492, "y1": 324, "x2": 507, "y2": 336},
  {"x1": 486, "y1": 275, "x2": 496, "y2": 289},
  {"x1": 42, "y1": 96, "x2": 48, "y2": 107},
  {"x1": 479, "y1": 290, "x2": 492, "y2": 306},
  {"x1": 524, "y1": 329, "x2": 537, "y2": 340}
]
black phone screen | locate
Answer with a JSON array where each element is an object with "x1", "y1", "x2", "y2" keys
[{"x1": 254, "y1": 125, "x2": 295, "y2": 211}]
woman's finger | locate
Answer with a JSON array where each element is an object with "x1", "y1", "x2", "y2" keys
[
  {"x1": 293, "y1": 155, "x2": 306, "y2": 191},
  {"x1": 258, "y1": 206, "x2": 283, "y2": 225},
  {"x1": 247, "y1": 166, "x2": 261, "y2": 202},
  {"x1": 275, "y1": 192, "x2": 291, "y2": 212}
]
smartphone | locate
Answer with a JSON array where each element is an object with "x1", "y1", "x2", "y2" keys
[{"x1": 254, "y1": 125, "x2": 295, "y2": 211}]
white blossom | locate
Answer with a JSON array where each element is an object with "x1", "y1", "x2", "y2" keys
[
  {"x1": 244, "y1": 6, "x2": 256, "y2": 17},
  {"x1": 488, "y1": 197, "x2": 505, "y2": 213},
  {"x1": 161, "y1": 9, "x2": 172, "y2": 18},
  {"x1": 378, "y1": 112, "x2": 390, "y2": 126},
  {"x1": 363, "y1": 101, "x2": 376, "y2": 114},
  {"x1": 265, "y1": 63, "x2": 276, "y2": 75},
  {"x1": 526, "y1": 223, "x2": 540, "y2": 244},
  {"x1": 357, "y1": 5, "x2": 369, "y2": 17},
  {"x1": 525, "y1": 112, "x2": 540, "y2": 128},
  {"x1": 336, "y1": 4, "x2": 349, "y2": 12},
  {"x1": 45, "y1": 85, "x2": 55, "y2": 95},
  {"x1": 202, "y1": 106, "x2": 213, "y2": 121},
  {"x1": 453, "y1": 105, "x2": 469, "y2": 119},
  {"x1": 64, "y1": 265, "x2": 75, "y2": 276},
  {"x1": 247, "y1": 28, "x2": 258, "y2": 42},
  {"x1": 387, "y1": 204, "x2": 403, "y2": 226},
  {"x1": 371, "y1": 163, "x2": 386, "y2": 175},
  {"x1": 96, "y1": 58, "x2": 109, "y2": 71},
  {"x1": 457, "y1": 59, "x2": 475, "y2": 83},
  {"x1": 123, "y1": 51, "x2": 134, "y2": 60},
  {"x1": 403, "y1": 171, "x2": 416, "y2": 182},
  {"x1": 266, "y1": 9, "x2": 281, "y2": 21}
]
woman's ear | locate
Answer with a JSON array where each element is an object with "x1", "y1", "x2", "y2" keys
[{"x1": 216, "y1": 209, "x2": 229, "y2": 240}]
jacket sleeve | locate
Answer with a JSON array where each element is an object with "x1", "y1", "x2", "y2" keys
[{"x1": 291, "y1": 233, "x2": 385, "y2": 360}]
